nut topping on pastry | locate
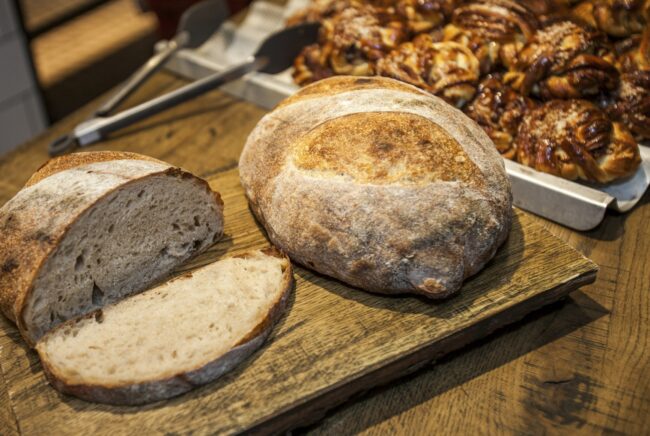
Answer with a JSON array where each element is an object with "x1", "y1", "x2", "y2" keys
[
  {"x1": 505, "y1": 21, "x2": 619, "y2": 99},
  {"x1": 376, "y1": 35, "x2": 481, "y2": 107},
  {"x1": 516, "y1": 99, "x2": 641, "y2": 183},
  {"x1": 465, "y1": 75, "x2": 537, "y2": 159}
]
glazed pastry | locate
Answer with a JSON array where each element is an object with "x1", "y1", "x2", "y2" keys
[
  {"x1": 286, "y1": 0, "x2": 361, "y2": 26},
  {"x1": 505, "y1": 21, "x2": 619, "y2": 99},
  {"x1": 376, "y1": 34, "x2": 481, "y2": 107},
  {"x1": 602, "y1": 71, "x2": 650, "y2": 141},
  {"x1": 449, "y1": 0, "x2": 540, "y2": 70},
  {"x1": 465, "y1": 75, "x2": 537, "y2": 159},
  {"x1": 516, "y1": 99, "x2": 641, "y2": 183},
  {"x1": 392, "y1": 0, "x2": 455, "y2": 33},
  {"x1": 614, "y1": 28, "x2": 650, "y2": 73},
  {"x1": 599, "y1": 29, "x2": 650, "y2": 140},
  {"x1": 292, "y1": 5, "x2": 407, "y2": 85},
  {"x1": 571, "y1": 0, "x2": 649, "y2": 38}
]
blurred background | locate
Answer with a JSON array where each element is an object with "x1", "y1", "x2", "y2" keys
[{"x1": 0, "y1": 0, "x2": 249, "y2": 155}]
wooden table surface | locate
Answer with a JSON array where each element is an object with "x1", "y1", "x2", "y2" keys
[{"x1": 0, "y1": 71, "x2": 647, "y2": 435}]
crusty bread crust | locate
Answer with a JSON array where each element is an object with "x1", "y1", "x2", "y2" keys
[
  {"x1": 25, "y1": 151, "x2": 165, "y2": 187},
  {"x1": 0, "y1": 152, "x2": 223, "y2": 346},
  {"x1": 240, "y1": 76, "x2": 512, "y2": 298},
  {"x1": 36, "y1": 249, "x2": 293, "y2": 406}
]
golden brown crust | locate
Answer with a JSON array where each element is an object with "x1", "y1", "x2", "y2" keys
[
  {"x1": 293, "y1": 112, "x2": 486, "y2": 186},
  {"x1": 278, "y1": 75, "x2": 427, "y2": 109},
  {"x1": 516, "y1": 99, "x2": 641, "y2": 183},
  {"x1": 25, "y1": 151, "x2": 164, "y2": 187},
  {"x1": 240, "y1": 76, "x2": 512, "y2": 299}
]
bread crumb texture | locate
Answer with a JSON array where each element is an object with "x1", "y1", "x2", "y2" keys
[{"x1": 37, "y1": 252, "x2": 286, "y2": 385}]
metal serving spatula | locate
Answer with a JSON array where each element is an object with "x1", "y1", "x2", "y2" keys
[{"x1": 48, "y1": 22, "x2": 320, "y2": 156}]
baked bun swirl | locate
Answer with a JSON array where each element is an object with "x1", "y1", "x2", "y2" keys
[
  {"x1": 449, "y1": 0, "x2": 540, "y2": 69},
  {"x1": 505, "y1": 21, "x2": 619, "y2": 99},
  {"x1": 599, "y1": 28, "x2": 650, "y2": 140},
  {"x1": 391, "y1": 0, "x2": 455, "y2": 33},
  {"x1": 516, "y1": 99, "x2": 641, "y2": 183},
  {"x1": 571, "y1": 0, "x2": 649, "y2": 38},
  {"x1": 602, "y1": 71, "x2": 650, "y2": 140},
  {"x1": 614, "y1": 27, "x2": 650, "y2": 73},
  {"x1": 376, "y1": 34, "x2": 481, "y2": 107},
  {"x1": 465, "y1": 75, "x2": 537, "y2": 159},
  {"x1": 452, "y1": 0, "x2": 539, "y2": 42},
  {"x1": 292, "y1": 5, "x2": 407, "y2": 85}
]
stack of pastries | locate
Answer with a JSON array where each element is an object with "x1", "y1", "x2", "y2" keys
[{"x1": 289, "y1": 0, "x2": 648, "y2": 183}]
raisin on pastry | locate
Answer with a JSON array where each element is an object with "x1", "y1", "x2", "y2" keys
[{"x1": 516, "y1": 99, "x2": 641, "y2": 183}]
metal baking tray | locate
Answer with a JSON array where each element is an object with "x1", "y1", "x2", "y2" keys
[{"x1": 161, "y1": 0, "x2": 650, "y2": 231}]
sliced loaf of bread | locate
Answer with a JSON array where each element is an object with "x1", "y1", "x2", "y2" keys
[
  {"x1": 36, "y1": 249, "x2": 293, "y2": 405},
  {"x1": 0, "y1": 151, "x2": 224, "y2": 345}
]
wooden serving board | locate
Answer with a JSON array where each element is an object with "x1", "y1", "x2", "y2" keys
[{"x1": 0, "y1": 168, "x2": 597, "y2": 435}]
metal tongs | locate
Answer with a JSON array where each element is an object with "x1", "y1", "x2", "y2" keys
[{"x1": 48, "y1": 6, "x2": 320, "y2": 155}]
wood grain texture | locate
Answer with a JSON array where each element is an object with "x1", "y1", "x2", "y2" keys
[
  {"x1": 0, "y1": 168, "x2": 596, "y2": 434},
  {"x1": 0, "y1": 71, "x2": 644, "y2": 434}
]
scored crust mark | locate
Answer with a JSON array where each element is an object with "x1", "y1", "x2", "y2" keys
[
  {"x1": 240, "y1": 76, "x2": 512, "y2": 300},
  {"x1": 293, "y1": 112, "x2": 486, "y2": 187}
]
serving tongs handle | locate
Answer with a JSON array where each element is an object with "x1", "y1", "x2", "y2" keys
[
  {"x1": 94, "y1": 33, "x2": 189, "y2": 117},
  {"x1": 49, "y1": 56, "x2": 266, "y2": 156}
]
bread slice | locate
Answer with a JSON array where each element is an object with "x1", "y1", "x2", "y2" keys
[
  {"x1": 0, "y1": 151, "x2": 224, "y2": 345},
  {"x1": 36, "y1": 249, "x2": 293, "y2": 405}
]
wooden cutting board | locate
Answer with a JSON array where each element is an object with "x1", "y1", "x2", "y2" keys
[{"x1": 0, "y1": 168, "x2": 598, "y2": 435}]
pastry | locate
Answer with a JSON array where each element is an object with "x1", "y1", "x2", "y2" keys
[
  {"x1": 505, "y1": 21, "x2": 619, "y2": 99},
  {"x1": 516, "y1": 99, "x2": 641, "y2": 183},
  {"x1": 377, "y1": 34, "x2": 481, "y2": 107},
  {"x1": 465, "y1": 74, "x2": 537, "y2": 159}
]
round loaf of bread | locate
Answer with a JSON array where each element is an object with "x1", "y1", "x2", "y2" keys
[{"x1": 239, "y1": 76, "x2": 512, "y2": 299}]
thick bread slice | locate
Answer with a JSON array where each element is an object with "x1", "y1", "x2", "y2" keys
[
  {"x1": 36, "y1": 249, "x2": 293, "y2": 406},
  {"x1": 0, "y1": 151, "x2": 224, "y2": 346}
]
